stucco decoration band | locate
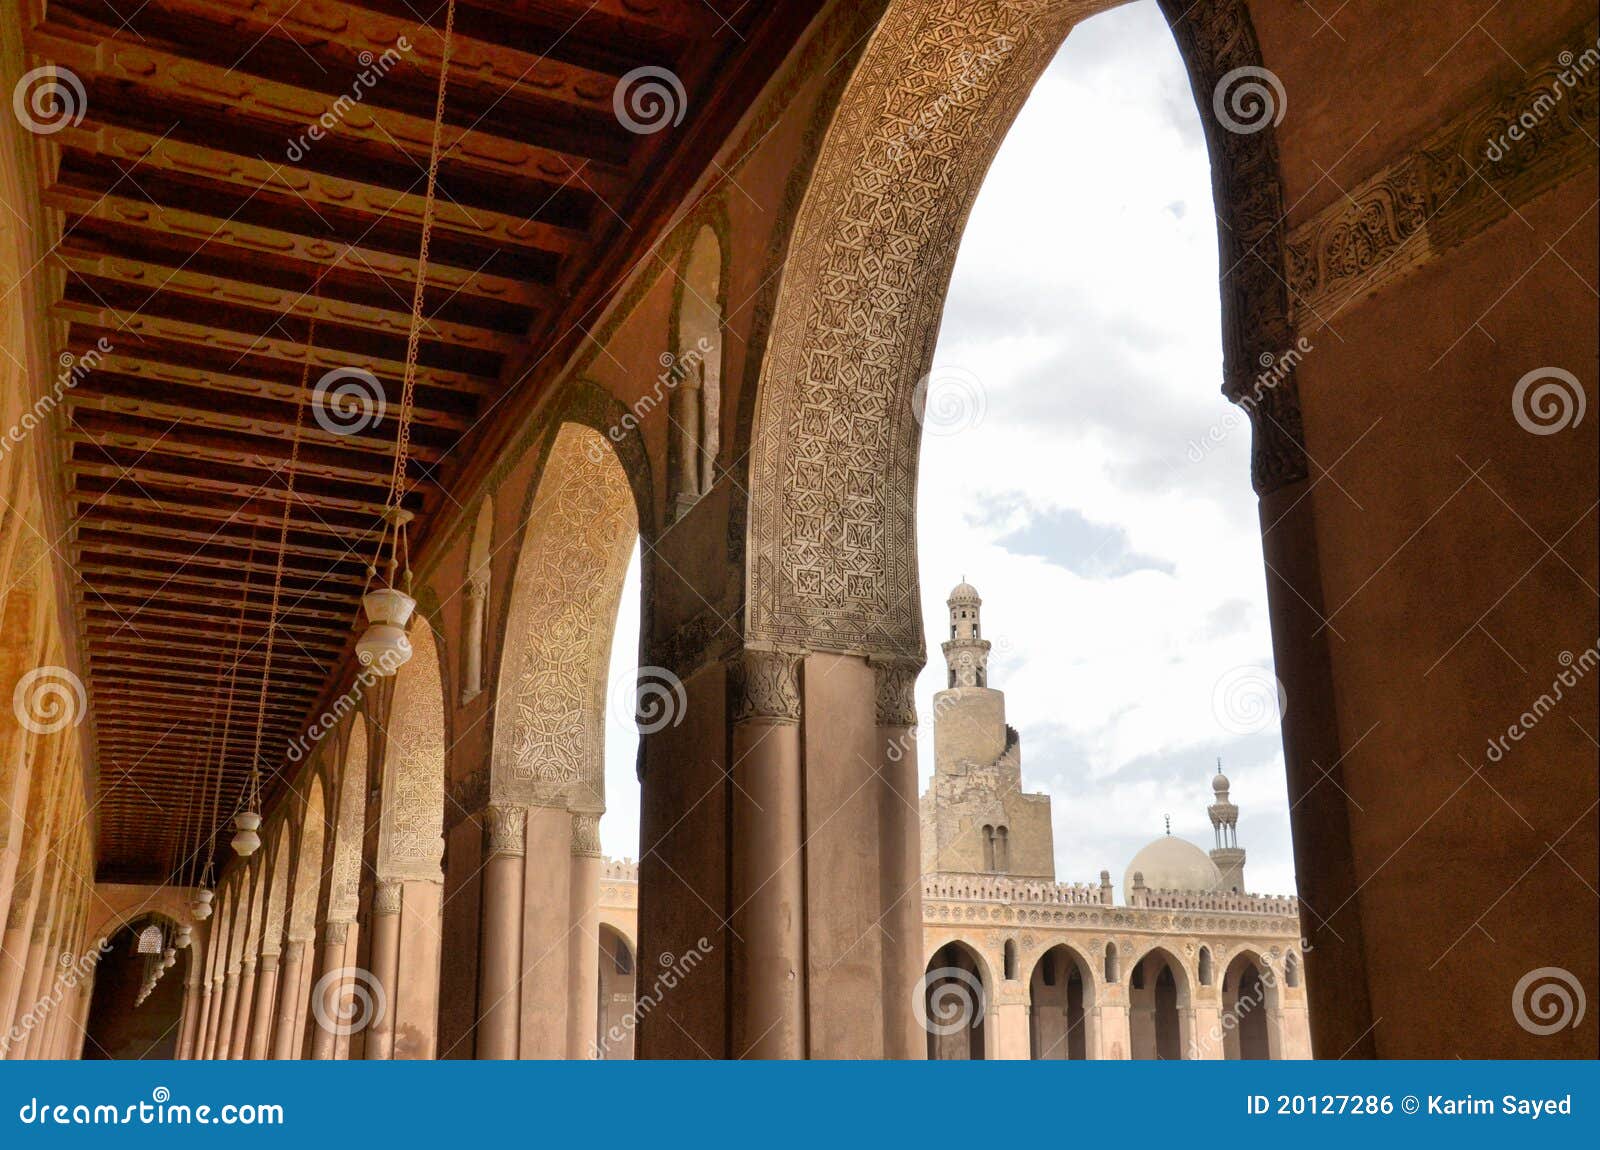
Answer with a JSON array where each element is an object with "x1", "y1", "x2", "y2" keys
[
  {"x1": 872, "y1": 659, "x2": 920, "y2": 727},
  {"x1": 728, "y1": 649, "x2": 803, "y2": 724},
  {"x1": 485, "y1": 804, "x2": 528, "y2": 859},
  {"x1": 746, "y1": 0, "x2": 1301, "y2": 661}
]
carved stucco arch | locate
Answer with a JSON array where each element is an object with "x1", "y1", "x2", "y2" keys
[
  {"x1": 376, "y1": 620, "x2": 446, "y2": 882},
  {"x1": 260, "y1": 818, "x2": 292, "y2": 958},
  {"x1": 489, "y1": 421, "x2": 638, "y2": 815},
  {"x1": 744, "y1": 0, "x2": 1302, "y2": 657},
  {"x1": 287, "y1": 774, "x2": 327, "y2": 940},
  {"x1": 326, "y1": 717, "x2": 367, "y2": 921}
]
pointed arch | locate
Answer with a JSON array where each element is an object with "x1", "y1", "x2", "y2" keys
[
  {"x1": 328, "y1": 720, "x2": 368, "y2": 922},
  {"x1": 1029, "y1": 943, "x2": 1097, "y2": 1060},
  {"x1": 667, "y1": 225, "x2": 725, "y2": 521},
  {"x1": 491, "y1": 422, "x2": 638, "y2": 814},
  {"x1": 378, "y1": 624, "x2": 445, "y2": 882}
]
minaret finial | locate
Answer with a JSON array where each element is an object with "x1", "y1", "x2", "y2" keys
[
  {"x1": 1163, "y1": 813, "x2": 1171, "y2": 835},
  {"x1": 1216, "y1": 757, "x2": 1222, "y2": 773}
]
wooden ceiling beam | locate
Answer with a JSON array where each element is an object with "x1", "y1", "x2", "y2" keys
[{"x1": 69, "y1": 458, "x2": 419, "y2": 519}]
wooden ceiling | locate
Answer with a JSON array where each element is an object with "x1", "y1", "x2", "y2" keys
[{"x1": 16, "y1": 0, "x2": 821, "y2": 881}]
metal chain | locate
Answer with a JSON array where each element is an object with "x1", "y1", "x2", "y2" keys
[
  {"x1": 203, "y1": 530, "x2": 258, "y2": 882},
  {"x1": 245, "y1": 313, "x2": 315, "y2": 808},
  {"x1": 388, "y1": 0, "x2": 458, "y2": 510}
]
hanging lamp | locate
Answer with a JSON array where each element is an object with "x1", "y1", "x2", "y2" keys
[{"x1": 359, "y1": 0, "x2": 456, "y2": 676}]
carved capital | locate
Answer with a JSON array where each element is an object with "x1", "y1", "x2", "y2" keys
[
  {"x1": 570, "y1": 812, "x2": 602, "y2": 858},
  {"x1": 728, "y1": 649, "x2": 803, "y2": 724},
  {"x1": 372, "y1": 881, "x2": 402, "y2": 917},
  {"x1": 466, "y1": 570, "x2": 490, "y2": 602},
  {"x1": 871, "y1": 659, "x2": 920, "y2": 727},
  {"x1": 324, "y1": 920, "x2": 350, "y2": 946},
  {"x1": 484, "y1": 804, "x2": 527, "y2": 858}
]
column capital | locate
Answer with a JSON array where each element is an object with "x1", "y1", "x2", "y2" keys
[
  {"x1": 870, "y1": 658, "x2": 920, "y2": 727},
  {"x1": 570, "y1": 811, "x2": 602, "y2": 858},
  {"x1": 372, "y1": 880, "x2": 402, "y2": 917},
  {"x1": 727, "y1": 648, "x2": 803, "y2": 724},
  {"x1": 324, "y1": 920, "x2": 352, "y2": 945},
  {"x1": 257, "y1": 953, "x2": 279, "y2": 973},
  {"x1": 484, "y1": 805, "x2": 527, "y2": 858}
]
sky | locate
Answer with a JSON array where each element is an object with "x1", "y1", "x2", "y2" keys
[{"x1": 599, "y1": 0, "x2": 1297, "y2": 900}]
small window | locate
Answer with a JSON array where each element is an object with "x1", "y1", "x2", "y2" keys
[
  {"x1": 1104, "y1": 942, "x2": 1119, "y2": 983},
  {"x1": 982, "y1": 825, "x2": 996, "y2": 871},
  {"x1": 1198, "y1": 947, "x2": 1213, "y2": 986},
  {"x1": 1042, "y1": 952, "x2": 1056, "y2": 987},
  {"x1": 1285, "y1": 952, "x2": 1300, "y2": 988},
  {"x1": 1130, "y1": 958, "x2": 1145, "y2": 991},
  {"x1": 1003, "y1": 940, "x2": 1017, "y2": 980}
]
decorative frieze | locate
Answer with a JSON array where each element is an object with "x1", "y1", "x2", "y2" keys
[{"x1": 728, "y1": 649, "x2": 803, "y2": 723}]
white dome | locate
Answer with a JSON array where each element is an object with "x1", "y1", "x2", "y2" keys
[{"x1": 1125, "y1": 835, "x2": 1223, "y2": 894}]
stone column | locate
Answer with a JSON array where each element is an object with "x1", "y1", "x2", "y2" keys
[
  {"x1": 565, "y1": 812, "x2": 602, "y2": 1060},
  {"x1": 247, "y1": 953, "x2": 279, "y2": 1059},
  {"x1": 270, "y1": 938, "x2": 308, "y2": 1059},
  {"x1": 7, "y1": 922, "x2": 52, "y2": 1059},
  {"x1": 309, "y1": 924, "x2": 350, "y2": 1060},
  {"x1": 228, "y1": 957, "x2": 257, "y2": 1059},
  {"x1": 0, "y1": 892, "x2": 35, "y2": 1041},
  {"x1": 390, "y1": 880, "x2": 442, "y2": 1059},
  {"x1": 330, "y1": 924, "x2": 361, "y2": 1060},
  {"x1": 1096, "y1": 1000, "x2": 1131, "y2": 1060},
  {"x1": 364, "y1": 881, "x2": 401, "y2": 1059},
  {"x1": 992, "y1": 998, "x2": 1031, "y2": 1059},
  {"x1": 872, "y1": 659, "x2": 925, "y2": 1059},
  {"x1": 516, "y1": 806, "x2": 571, "y2": 1058},
  {"x1": 477, "y1": 805, "x2": 525, "y2": 1060},
  {"x1": 461, "y1": 575, "x2": 487, "y2": 701},
  {"x1": 211, "y1": 970, "x2": 239, "y2": 1061},
  {"x1": 177, "y1": 971, "x2": 202, "y2": 1059},
  {"x1": 728, "y1": 649, "x2": 805, "y2": 1059},
  {"x1": 1257, "y1": 480, "x2": 1374, "y2": 1057},
  {"x1": 190, "y1": 983, "x2": 213, "y2": 1060},
  {"x1": 1191, "y1": 1000, "x2": 1225, "y2": 1059}
]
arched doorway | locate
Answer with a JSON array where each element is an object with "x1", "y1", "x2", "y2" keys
[
  {"x1": 1222, "y1": 950, "x2": 1277, "y2": 1060},
  {"x1": 81, "y1": 915, "x2": 186, "y2": 1059},
  {"x1": 1129, "y1": 947, "x2": 1190, "y2": 1060},
  {"x1": 923, "y1": 941, "x2": 988, "y2": 1060},
  {"x1": 1029, "y1": 944, "x2": 1095, "y2": 1059},
  {"x1": 595, "y1": 923, "x2": 636, "y2": 1060}
]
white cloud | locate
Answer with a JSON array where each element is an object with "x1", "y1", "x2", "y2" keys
[{"x1": 601, "y1": 0, "x2": 1298, "y2": 900}]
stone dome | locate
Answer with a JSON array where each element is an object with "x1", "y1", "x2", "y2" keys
[
  {"x1": 1125, "y1": 834, "x2": 1223, "y2": 894},
  {"x1": 948, "y1": 580, "x2": 981, "y2": 604},
  {"x1": 1212, "y1": 770, "x2": 1230, "y2": 793}
]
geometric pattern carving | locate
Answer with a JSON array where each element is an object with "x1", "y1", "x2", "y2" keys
[
  {"x1": 747, "y1": 0, "x2": 1294, "y2": 658},
  {"x1": 728, "y1": 649, "x2": 803, "y2": 723},
  {"x1": 492, "y1": 423, "x2": 635, "y2": 810},
  {"x1": 329, "y1": 721, "x2": 368, "y2": 920}
]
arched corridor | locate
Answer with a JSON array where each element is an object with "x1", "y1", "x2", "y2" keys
[
  {"x1": 0, "y1": 0, "x2": 1590, "y2": 1063},
  {"x1": 1029, "y1": 945, "x2": 1094, "y2": 1060},
  {"x1": 923, "y1": 942, "x2": 989, "y2": 1061}
]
